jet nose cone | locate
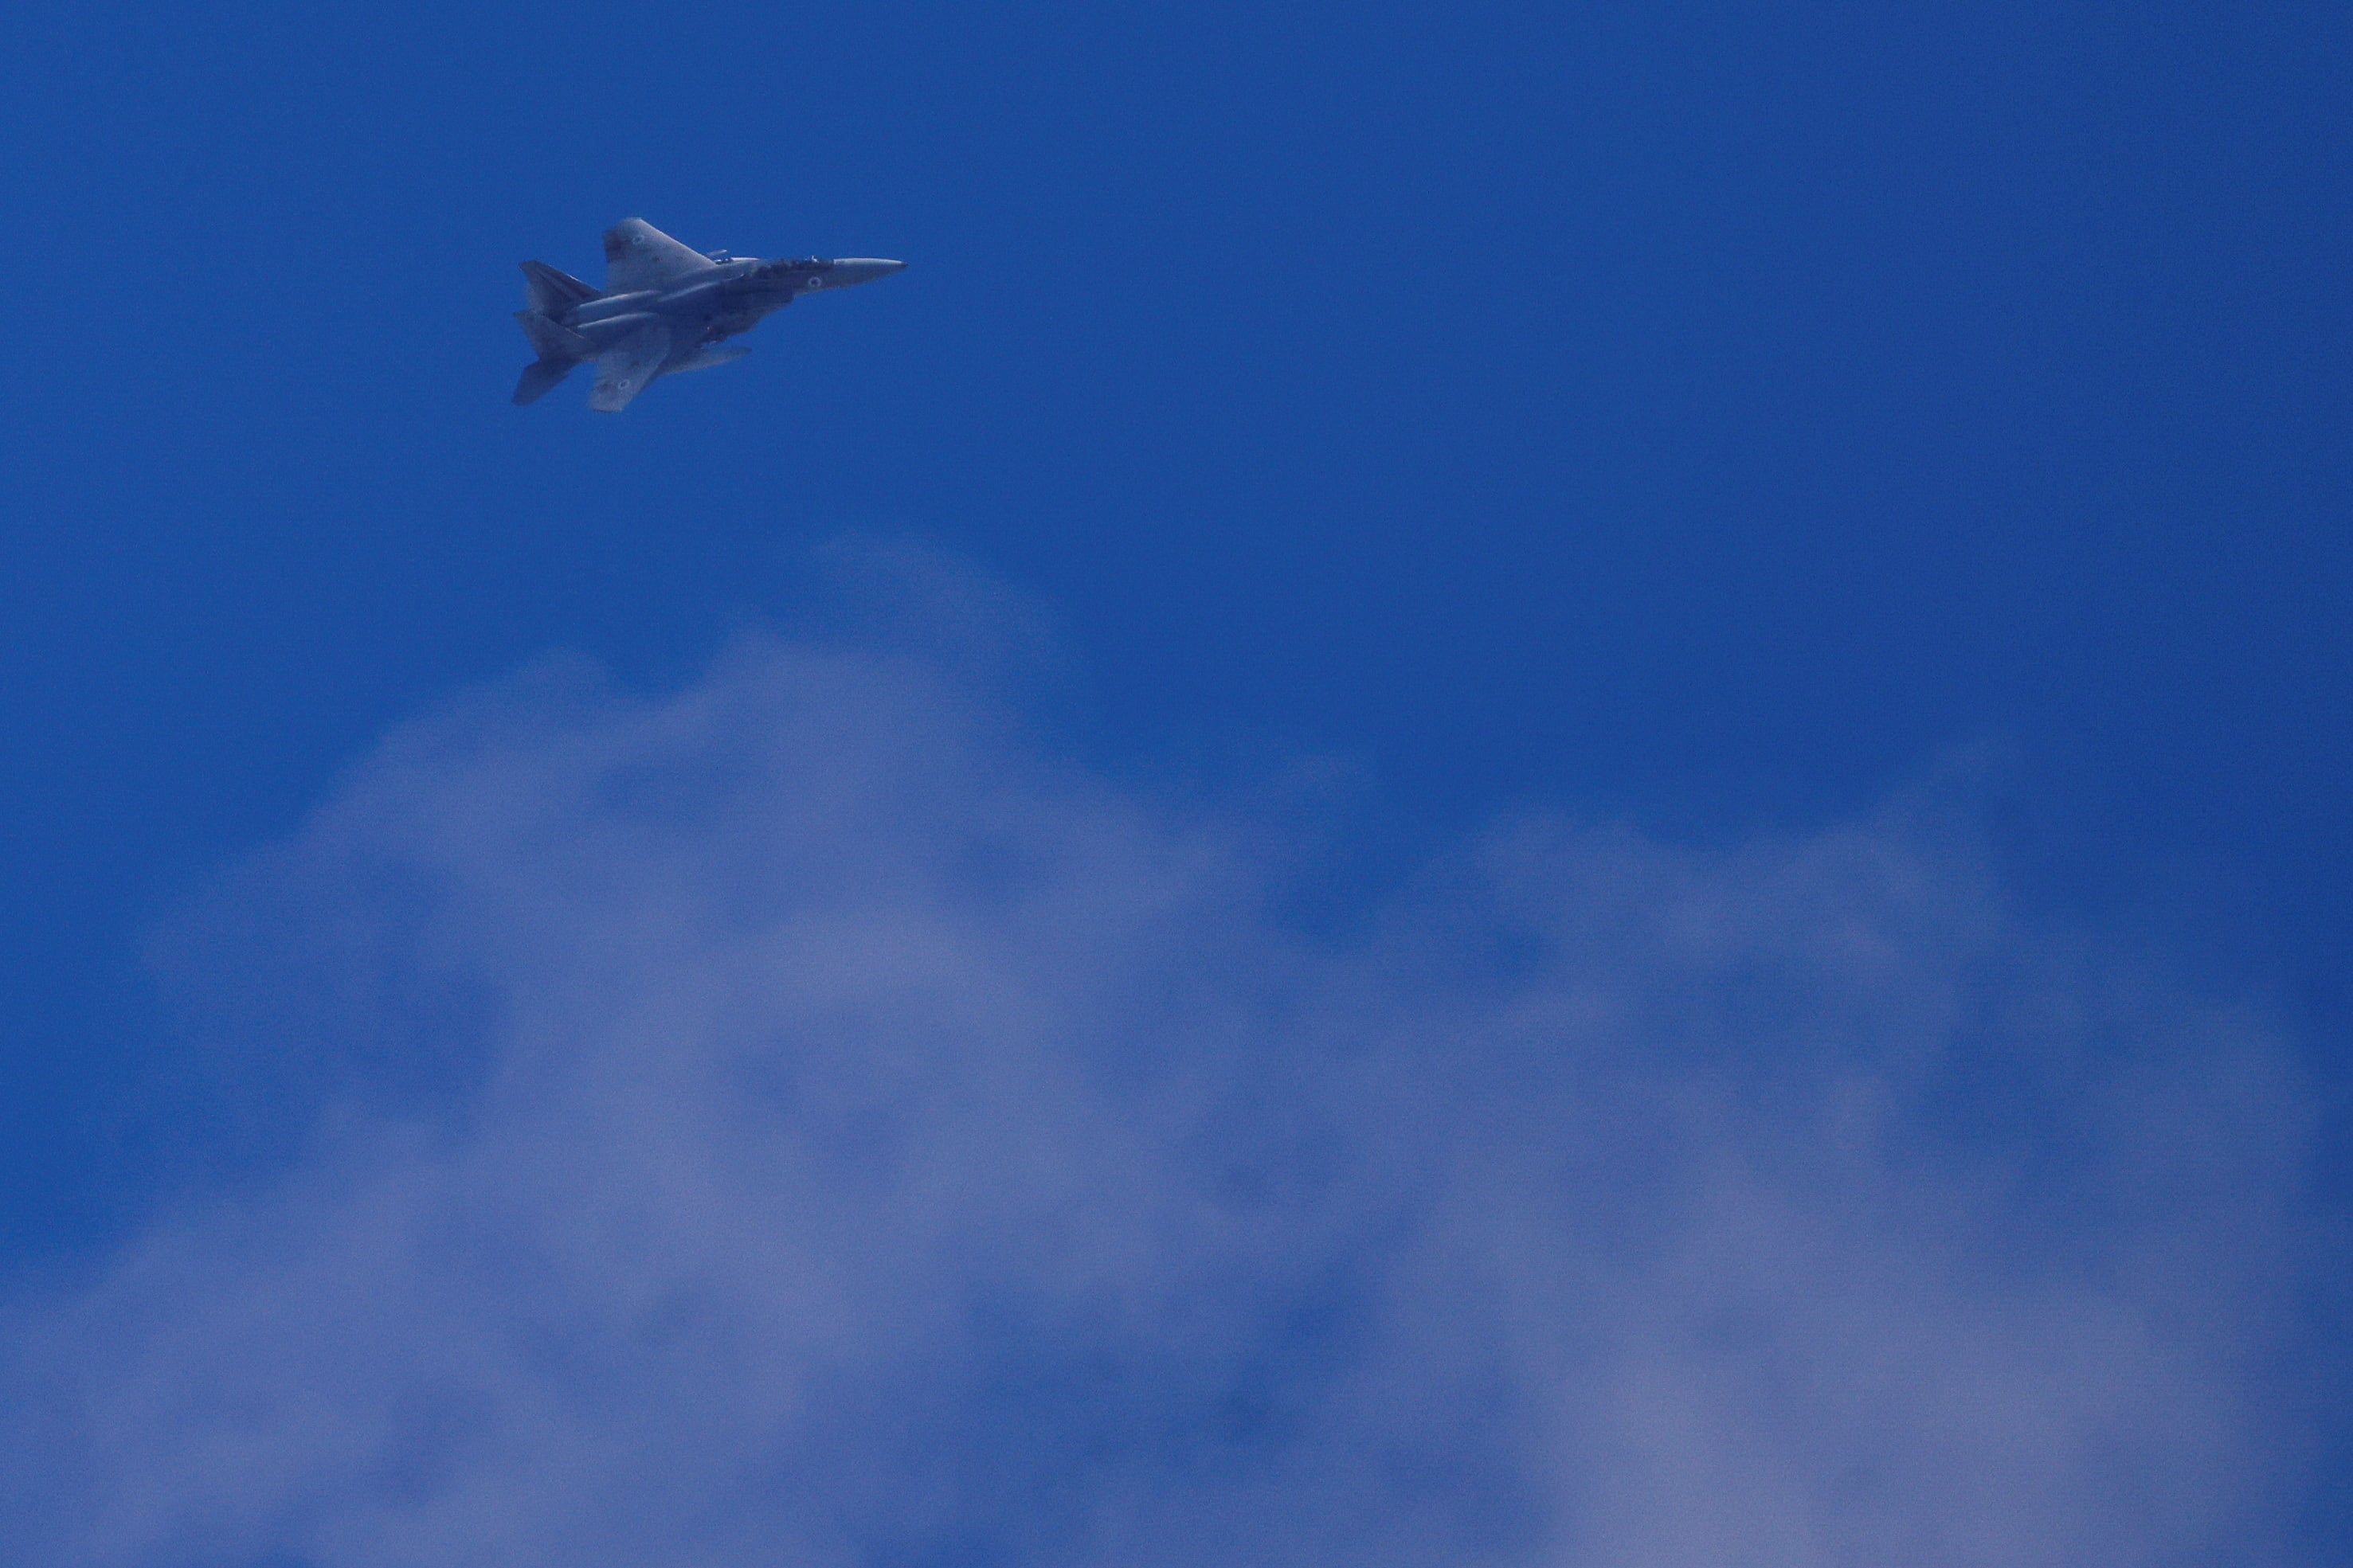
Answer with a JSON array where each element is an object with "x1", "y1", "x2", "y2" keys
[{"x1": 832, "y1": 258, "x2": 906, "y2": 286}]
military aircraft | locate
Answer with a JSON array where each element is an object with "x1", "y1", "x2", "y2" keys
[{"x1": 511, "y1": 218, "x2": 904, "y2": 411}]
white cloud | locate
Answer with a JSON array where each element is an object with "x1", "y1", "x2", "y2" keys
[{"x1": 0, "y1": 621, "x2": 2321, "y2": 1567}]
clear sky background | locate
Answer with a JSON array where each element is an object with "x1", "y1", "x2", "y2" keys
[{"x1": 2, "y1": 3, "x2": 2348, "y2": 1564}]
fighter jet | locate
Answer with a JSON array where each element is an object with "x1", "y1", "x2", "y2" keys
[{"x1": 511, "y1": 218, "x2": 904, "y2": 411}]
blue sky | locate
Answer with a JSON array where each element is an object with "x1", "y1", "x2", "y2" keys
[{"x1": 2, "y1": 2, "x2": 2348, "y2": 1562}]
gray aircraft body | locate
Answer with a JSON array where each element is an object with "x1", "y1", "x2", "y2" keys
[{"x1": 511, "y1": 218, "x2": 903, "y2": 411}]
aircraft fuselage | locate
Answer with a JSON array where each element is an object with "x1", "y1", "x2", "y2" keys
[{"x1": 511, "y1": 221, "x2": 903, "y2": 410}]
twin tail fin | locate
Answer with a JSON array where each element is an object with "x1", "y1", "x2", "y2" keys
[
  {"x1": 511, "y1": 313, "x2": 593, "y2": 402},
  {"x1": 514, "y1": 310, "x2": 592, "y2": 362},
  {"x1": 519, "y1": 258, "x2": 601, "y2": 315}
]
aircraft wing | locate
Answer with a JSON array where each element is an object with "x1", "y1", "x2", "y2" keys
[
  {"x1": 603, "y1": 218, "x2": 719, "y2": 293},
  {"x1": 588, "y1": 323, "x2": 671, "y2": 413}
]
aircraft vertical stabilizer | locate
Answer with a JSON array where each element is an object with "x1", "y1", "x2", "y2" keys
[{"x1": 519, "y1": 259, "x2": 600, "y2": 315}]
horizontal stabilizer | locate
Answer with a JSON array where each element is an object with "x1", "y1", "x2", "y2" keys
[
  {"x1": 519, "y1": 259, "x2": 600, "y2": 314},
  {"x1": 512, "y1": 358, "x2": 574, "y2": 405}
]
